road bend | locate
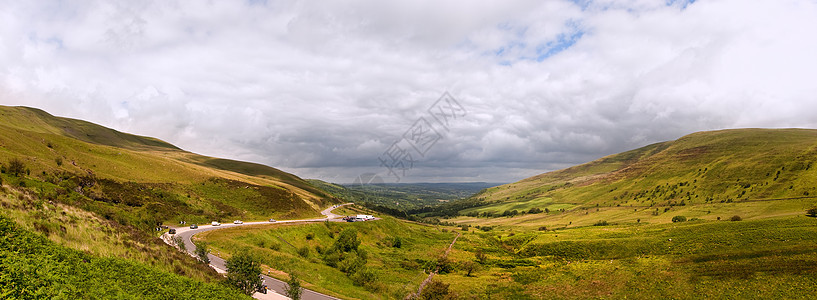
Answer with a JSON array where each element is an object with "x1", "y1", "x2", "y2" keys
[{"x1": 168, "y1": 203, "x2": 357, "y2": 300}]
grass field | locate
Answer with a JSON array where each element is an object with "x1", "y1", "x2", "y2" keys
[
  {"x1": 200, "y1": 209, "x2": 817, "y2": 299},
  {"x1": 198, "y1": 215, "x2": 457, "y2": 299}
]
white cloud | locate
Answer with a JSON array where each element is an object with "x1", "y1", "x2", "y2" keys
[{"x1": 1, "y1": 0, "x2": 816, "y2": 183}]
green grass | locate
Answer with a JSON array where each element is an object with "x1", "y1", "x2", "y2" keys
[
  {"x1": 441, "y1": 215, "x2": 817, "y2": 299},
  {"x1": 198, "y1": 215, "x2": 457, "y2": 299},
  {"x1": 0, "y1": 214, "x2": 248, "y2": 299}
]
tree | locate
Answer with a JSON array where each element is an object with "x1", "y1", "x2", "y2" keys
[
  {"x1": 807, "y1": 208, "x2": 817, "y2": 218},
  {"x1": 730, "y1": 215, "x2": 742, "y2": 221},
  {"x1": 226, "y1": 251, "x2": 263, "y2": 295},
  {"x1": 436, "y1": 256, "x2": 454, "y2": 274},
  {"x1": 194, "y1": 241, "x2": 210, "y2": 264},
  {"x1": 8, "y1": 158, "x2": 25, "y2": 177},
  {"x1": 333, "y1": 228, "x2": 360, "y2": 252},
  {"x1": 172, "y1": 236, "x2": 186, "y2": 251},
  {"x1": 671, "y1": 216, "x2": 687, "y2": 223},
  {"x1": 284, "y1": 272, "x2": 303, "y2": 300},
  {"x1": 460, "y1": 260, "x2": 479, "y2": 277}
]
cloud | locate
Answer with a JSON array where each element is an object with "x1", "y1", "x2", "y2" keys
[{"x1": 1, "y1": 0, "x2": 817, "y2": 183}]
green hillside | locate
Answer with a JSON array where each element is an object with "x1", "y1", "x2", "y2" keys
[
  {"x1": 0, "y1": 105, "x2": 339, "y2": 296},
  {"x1": 0, "y1": 214, "x2": 248, "y2": 299},
  {"x1": 446, "y1": 129, "x2": 817, "y2": 228},
  {"x1": 0, "y1": 105, "x2": 336, "y2": 226}
]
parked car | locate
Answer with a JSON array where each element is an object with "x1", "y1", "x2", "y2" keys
[
  {"x1": 211, "y1": 221, "x2": 221, "y2": 226},
  {"x1": 233, "y1": 220, "x2": 243, "y2": 224},
  {"x1": 268, "y1": 219, "x2": 276, "y2": 222},
  {"x1": 168, "y1": 228, "x2": 176, "y2": 234},
  {"x1": 190, "y1": 224, "x2": 198, "y2": 229}
]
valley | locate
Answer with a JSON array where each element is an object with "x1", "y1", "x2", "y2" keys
[{"x1": 2, "y1": 106, "x2": 817, "y2": 299}]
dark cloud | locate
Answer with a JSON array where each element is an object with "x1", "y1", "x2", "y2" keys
[{"x1": 2, "y1": 0, "x2": 817, "y2": 183}]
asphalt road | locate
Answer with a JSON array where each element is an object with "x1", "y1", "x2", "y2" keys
[{"x1": 170, "y1": 203, "x2": 358, "y2": 300}]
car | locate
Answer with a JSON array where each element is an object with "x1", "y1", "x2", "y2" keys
[
  {"x1": 168, "y1": 228, "x2": 176, "y2": 234},
  {"x1": 211, "y1": 221, "x2": 221, "y2": 226},
  {"x1": 268, "y1": 219, "x2": 276, "y2": 222},
  {"x1": 190, "y1": 224, "x2": 198, "y2": 229},
  {"x1": 233, "y1": 220, "x2": 243, "y2": 224}
]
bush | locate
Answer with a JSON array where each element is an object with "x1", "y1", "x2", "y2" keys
[
  {"x1": 297, "y1": 246, "x2": 310, "y2": 258},
  {"x1": 338, "y1": 253, "x2": 366, "y2": 274},
  {"x1": 806, "y1": 208, "x2": 817, "y2": 218},
  {"x1": 436, "y1": 256, "x2": 454, "y2": 274},
  {"x1": 351, "y1": 267, "x2": 377, "y2": 286},
  {"x1": 460, "y1": 260, "x2": 479, "y2": 277},
  {"x1": 305, "y1": 232, "x2": 314, "y2": 240},
  {"x1": 671, "y1": 216, "x2": 687, "y2": 223},
  {"x1": 420, "y1": 279, "x2": 450, "y2": 300},
  {"x1": 172, "y1": 236, "x2": 186, "y2": 251},
  {"x1": 333, "y1": 229, "x2": 360, "y2": 252},
  {"x1": 538, "y1": 226, "x2": 548, "y2": 231},
  {"x1": 730, "y1": 215, "x2": 742, "y2": 221},
  {"x1": 194, "y1": 242, "x2": 210, "y2": 264},
  {"x1": 475, "y1": 250, "x2": 487, "y2": 265},
  {"x1": 391, "y1": 236, "x2": 403, "y2": 248},
  {"x1": 593, "y1": 220, "x2": 609, "y2": 226}
]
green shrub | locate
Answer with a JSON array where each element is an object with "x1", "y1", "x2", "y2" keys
[
  {"x1": 672, "y1": 216, "x2": 687, "y2": 223},
  {"x1": 730, "y1": 215, "x2": 743, "y2": 221},
  {"x1": 351, "y1": 267, "x2": 377, "y2": 287},
  {"x1": 305, "y1": 232, "x2": 314, "y2": 240},
  {"x1": 333, "y1": 229, "x2": 360, "y2": 252},
  {"x1": 593, "y1": 220, "x2": 609, "y2": 226},
  {"x1": 806, "y1": 208, "x2": 817, "y2": 218},
  {"x1": 297, "y1": 246, "x2": 310, "y2": 258},
  {"x1": 391, "y1": 236, "x2": 403, "y2": 248}
]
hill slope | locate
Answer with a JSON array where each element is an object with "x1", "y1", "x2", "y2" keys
[
  {"x1": 455, "y1": 128, "x2": 817, "y2": 227},
  {"x1": 0, "y1": 105, "x2": 339, "y2": 291},
  {"x1": 0, "y1": 105, "x2": 335, "y2": 225}
]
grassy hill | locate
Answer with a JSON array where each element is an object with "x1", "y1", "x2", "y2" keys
[
  {"x1": 0, "y1": 106, "x2": 336, "y2": 227},
  {"x1": 450, "y1": 128, "x2": 817, "y2": 228},
  {"x1": 0, "y1": 105, "x2": 339, "y2": 295}
]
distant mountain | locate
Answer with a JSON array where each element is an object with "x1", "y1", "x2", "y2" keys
[{"x1": 459, "y1": 128, "x2": 817, "y2": 225}]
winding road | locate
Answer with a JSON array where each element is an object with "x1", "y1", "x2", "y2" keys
[{"x1": 166, "y1": 203, "x2": 357, "y2": 300}]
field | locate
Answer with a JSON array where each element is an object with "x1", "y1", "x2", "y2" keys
[
  {"x1": 200, "y1": 204, "x2": 817, "y2": 299},
  {"x1": 197, "y1": 211, "x2": 458, "y2": 299}
]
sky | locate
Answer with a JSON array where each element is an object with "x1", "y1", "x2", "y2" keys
[{"x1": 2, "y1": 0, "x2": 817, "y2": 184}]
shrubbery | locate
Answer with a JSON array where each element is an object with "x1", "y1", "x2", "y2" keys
[
  {"x1": 672, "y1": 215, "x2": 687, "y2": 223},
  {"x1": 0, "y1": 215, "x2": 246, "y2": 299}
]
